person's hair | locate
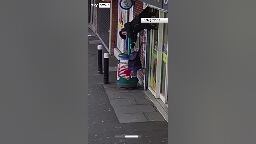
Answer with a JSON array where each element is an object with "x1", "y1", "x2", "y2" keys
[{"x1": 119, "y1": 30, "x2": 126, "y2": 39}]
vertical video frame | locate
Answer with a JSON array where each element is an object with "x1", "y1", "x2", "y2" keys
[{"x1": 88, "y1": 0, "x2": 168, "y2": 143}]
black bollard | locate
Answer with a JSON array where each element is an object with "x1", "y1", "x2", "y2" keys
[
  {"x1": 97, "y1": 45, "x2": 103, "y2": 74},
  {"x1": 104, "y1": 53, "x2": 109, "y2": 84}
]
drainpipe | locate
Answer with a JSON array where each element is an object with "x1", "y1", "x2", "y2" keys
[{"x1": 108, "y1": 0, "x2": 113, "y2": 55}]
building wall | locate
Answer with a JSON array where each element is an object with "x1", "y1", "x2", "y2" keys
[
  {"x1": 134, "y1": 0, "x2": 144, "y2": 16},
  {"x1": 109, "y1": 0, "x2": 118, "y2": 54}
]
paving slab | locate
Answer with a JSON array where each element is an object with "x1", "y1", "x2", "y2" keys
[
  {"x1": 89, "y1": 39, "x2": 102, "y2": 44},
  {"x1": 116, "y1": 113, "x2": 148, "y2": 123},
  {"x1": 109, "y1": 66, "x2": 117, "y2": 72},
  {"x1": 110, "y1": 98, "x2": 136, "y2": 106},
  {"x1": 114, "y1": 105, "x2": 157, "y2": 114},
  {"x1": 104, "y1": 85, "x2": 135, "y2": 100},
  {"x1": 134, "y1": 95, "x2": 152, "y2": 105},
  {"x1": 144, "y1": 112, "x2": 165, "y2": 122},
  {"x1": 107, "y1": 92, "x2": 135, "y2": 100},
  {"x1": 103, "y1": 80, "x2": 165, "y2": 124}
]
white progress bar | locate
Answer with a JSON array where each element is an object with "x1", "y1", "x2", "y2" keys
[
  {"x1": 115, "y1": 134, "x2": 140, "y2": 139},
  {"x1": 124, "y1": 135, "x2": 140, "y2": 139},
  {"x1": 141, "y1": 18, "x2": 168, "y2": 23},
  {"x1": 98, "y1": 3, "x2": 111, "y2": 8}
]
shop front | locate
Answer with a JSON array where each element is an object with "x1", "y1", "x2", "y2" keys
[
  {"x1": 146, "y1": 6, "x2": 168, "y2": 104},
  {"x1": 113, "y1": 0, "x2": 168, "y2": 105}
]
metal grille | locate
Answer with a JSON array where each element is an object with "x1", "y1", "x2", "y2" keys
[
  {"x1": 97, "y1": 4, "x2": 110, "y2": 48},
  {"x1": 88, "y1": 0, "x2": 91, "y2": 22}
]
